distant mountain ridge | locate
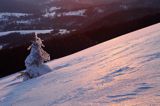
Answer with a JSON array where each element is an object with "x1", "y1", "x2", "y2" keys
[{"x1": 0, "y1": 0, "x2": 159, "y2": 13}]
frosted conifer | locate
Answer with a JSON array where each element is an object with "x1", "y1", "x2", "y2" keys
[{"x1": 23, "y1": 33, "x2": 50, "y2": 80}]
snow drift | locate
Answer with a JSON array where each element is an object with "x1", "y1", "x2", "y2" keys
[{"x1": 0, "y1": 23, "x2": 160, "y2": 106}]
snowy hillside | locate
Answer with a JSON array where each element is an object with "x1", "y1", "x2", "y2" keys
[{"x1": 0, "y1": 23, "x2": 160, "y2": 106}]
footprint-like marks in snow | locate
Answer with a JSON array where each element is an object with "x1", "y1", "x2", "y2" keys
[
  {"x1": 111, "y1": 43, "x2": 139, "y2": 57},
  {"x1": 139, "y1": 52, "x2": 160, "y2": 64},
  {"x1": 110, "y1": 67, "x2": 130, "y2": 75},
  {"x1": 108, "y1": 93, "x2": 137, "y2": 98},
  {"x1": 107, "y1": 93, "x2": 136, "y2": 103},
  {"x1": 107, "y1": 92, "x2": 136, "y2": 103},
  {"x1": 111, "y1": 97, "x2": 134, "y2": 103},
  {"x1": 47, "y1": 87, "x2": 93, "y2": 106},
  {"x1": 133, "y1": 83, "x2": 153, "y2": 94},
  {"x1": 98, "y1": 66, "x2": 133, "y2": 84},
  {"x1": 52, "y1": 64, "x2": 70, "y2": 71},
  {"x1": 107, "y1": 83, "x2": 153, "y2": 103},
  {"x1": 156, "y1": 94, "x2": 160, "y2": 96}
]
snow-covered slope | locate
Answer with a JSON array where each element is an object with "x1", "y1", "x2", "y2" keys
[{"x1": 0, "y1": 23, "x2": 160, "y2": 106}]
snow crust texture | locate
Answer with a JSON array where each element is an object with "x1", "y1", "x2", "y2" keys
[{"x1": 0, "y1": 23, "x2": 160, "y2": 106}]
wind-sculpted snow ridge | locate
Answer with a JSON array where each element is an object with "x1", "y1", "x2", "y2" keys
[{"x1": 0, "y1": 23, "x2": 160, "y2": 106}]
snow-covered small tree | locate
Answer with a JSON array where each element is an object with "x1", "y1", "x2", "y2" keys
[{"x1": 23, "y1": 33, "x2": 50, "y2": 80}]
